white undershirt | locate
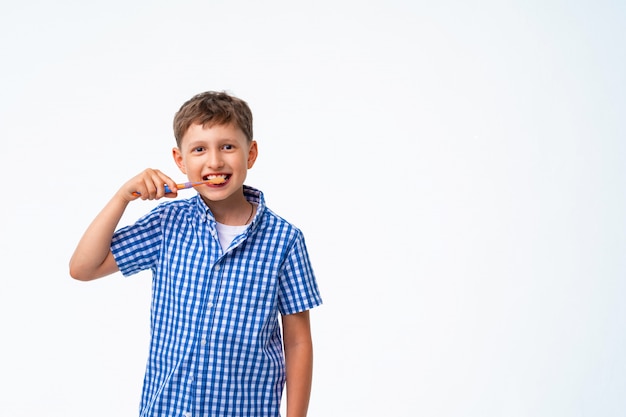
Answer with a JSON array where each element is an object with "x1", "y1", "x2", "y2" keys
[{"x1": 215, "y1": 222, "x2": 248, "y2": 251}]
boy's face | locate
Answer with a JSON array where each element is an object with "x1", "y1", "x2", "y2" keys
[{"x1": 172, "y1": 122, "x2": 258, "y2": 203}]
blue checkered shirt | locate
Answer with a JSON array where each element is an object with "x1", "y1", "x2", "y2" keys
[{"x1": 111, "y1": 186, "x2": 322, "y2": 417}]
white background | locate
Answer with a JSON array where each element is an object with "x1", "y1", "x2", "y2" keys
[{"x1": 1, "y1": 1, "x2": 625, "y2": 416}]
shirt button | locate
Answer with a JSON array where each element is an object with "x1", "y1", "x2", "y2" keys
[
  {"x1": 207, "y1": 302, "x2": 214, "y2": 308},
  {"x1": 183, "y1": 412, "x2": 192, "y2": 417},
  {"x1": 201, "y1": 338, "x2": 207, "y2": 346},
  {"x1": 214, "y1": 265, "x2": 221, "y2": 272}
]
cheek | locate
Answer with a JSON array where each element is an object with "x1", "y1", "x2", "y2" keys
[{"x1": 183, "y1": 158, "x2": 203, "y2": 172}]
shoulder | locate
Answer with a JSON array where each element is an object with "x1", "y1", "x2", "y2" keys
[
  {"x1": 156, "y1": 195, "x2": 204, "y2": 214},
  {"x1": 257, "y1": 206, "x2": 305, "y2": 245},
  {"x1": 155, "y1": 196, "x2": 197, "y2": 213},
  {"x1": 138, "y1": 196, "x2": 202, "y2": 225},
  {"x1": 263, "y1": 207, "x2": 298, "y2": 229}
]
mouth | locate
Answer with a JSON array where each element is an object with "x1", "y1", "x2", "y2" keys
[{"x1": 203, "y1": 174, "x2": 229, "y2": 185}]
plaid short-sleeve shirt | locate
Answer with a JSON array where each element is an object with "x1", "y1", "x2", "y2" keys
[{"x1": 111, "y1": 186, "x2": 322, "y2": 417}]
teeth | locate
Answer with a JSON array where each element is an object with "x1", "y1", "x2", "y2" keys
[{"x1": 205, "y1": 175, "x2": 227, "y2": 184}]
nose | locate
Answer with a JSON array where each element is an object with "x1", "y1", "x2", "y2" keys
[{"x1": 206, "y1": 149, "x2": 224, "y2": 169}]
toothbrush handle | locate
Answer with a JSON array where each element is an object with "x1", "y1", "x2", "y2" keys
[{"x1": 177, "y1": 182, "x2": 198, "y2": 190}]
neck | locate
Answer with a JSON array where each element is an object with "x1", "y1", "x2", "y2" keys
[{"x1": 204, "y1": 196, "x2": 254, "y2": 226}]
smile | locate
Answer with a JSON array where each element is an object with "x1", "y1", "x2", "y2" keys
[{"x1": 203, "y1": 174, "x2": 229, "y2": 184}]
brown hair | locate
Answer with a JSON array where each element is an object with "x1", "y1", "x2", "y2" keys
[{"x1": 173, "y1": 91, "x2": 253, "y2": 147}]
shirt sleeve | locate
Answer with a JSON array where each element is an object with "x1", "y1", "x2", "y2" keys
[
  {"x1": 111, "y1": 206, "x2": 163, "y2": 277},
  {"x1": 277, "y1": 231, "x2": 323, "y2": 315}
]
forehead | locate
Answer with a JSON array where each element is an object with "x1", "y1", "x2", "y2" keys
[{"x1": 181, "y1": 122, "x2": 247, "y2": 145}]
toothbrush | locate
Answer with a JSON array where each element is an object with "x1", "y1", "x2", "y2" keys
[{"x1": 132, "y1": 180, "x2": 213, "y2": 197}]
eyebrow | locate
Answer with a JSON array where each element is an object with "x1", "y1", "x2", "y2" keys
[{"x1": 184, "y1": 138, "x2": 239, "y2": 148}]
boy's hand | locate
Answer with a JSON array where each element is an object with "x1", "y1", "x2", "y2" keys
[{"x1": 120, "y1": 168, "x2": 178, "y2": 201}]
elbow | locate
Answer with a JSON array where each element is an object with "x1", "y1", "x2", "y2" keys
[
  {"x1": 68, "y1": 260, "x2": 96, "y2": 282},
  {"x1": 69, "y1": 266, "x2": 90, "y2": 281},
  {"x1": 69, "y1": 255, "x2": 115, "y2": 281}
]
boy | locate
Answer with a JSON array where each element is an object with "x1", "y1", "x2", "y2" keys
[{"x1": 69, "y1": 91, "x2": 322, "y2": 417}]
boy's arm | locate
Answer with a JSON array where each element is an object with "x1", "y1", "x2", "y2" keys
[
  {"x1": 282, "y1": 310, "x2": 314, "y2": 417},
  {"x1": 69, "y1": 169, "x2": 177, "y2": 281},
  {"x1": 69, "y1": 193, "x2": 129, "y2": 281}
]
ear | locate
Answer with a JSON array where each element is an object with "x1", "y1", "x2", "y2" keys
[
  {"x1": 247, "y1": 140, "x2": 258, "y2": 169},
  {"x1": 172, "y1": 147, "x2": 187, "y2": 174}
]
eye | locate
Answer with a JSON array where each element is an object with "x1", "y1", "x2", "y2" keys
[
  {"x1": 222, "y1": 144, "x2": 234, "y2": 151},
  {"x1": 193, "y1": 146, "x2": 205, "y2": 153}
]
